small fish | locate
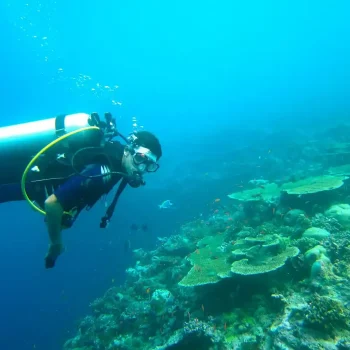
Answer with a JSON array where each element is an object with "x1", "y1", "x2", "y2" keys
[
  {"x1": 201, "y1": 304, "x2": 205, "y2": 312},
  {"x1": 158, "y1": 200, "x2": 173, "y2": 209},
  {"x1": 214, "y1": 198, "x2": 221, "y2": 203}
]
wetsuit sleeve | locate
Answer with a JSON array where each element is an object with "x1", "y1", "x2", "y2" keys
[
  {"x1": 54, "y1": 174, "x2": 87, "y2": 211},
  {"x1": 54, "y1": 164, "x2": 113, "y2": 211}
]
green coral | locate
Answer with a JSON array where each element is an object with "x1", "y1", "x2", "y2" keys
[
  {"x1": 227, "y1": 183, "x2": 280, "y2": 203},
  {"x1": 294, "y1": 237, "x2": 321, "y2": 253},
  {"x1": 305, "y1": 295, "x2": 350, "y2": 335},
  {"x1": 304, "y1": 245, "x2": 327, "y2": 264},
  {"x1": 231, "y1": 246, "x2": 299, "y2": 276},
  {"x1": 230, "y1": 235, "x2": 299, "y2": 276},
  {"x1": 329, "y1": 164, "x2": 350, "y2": 176},
  {"x1": 325, "y1": 142, "x2": 350, "y2": 155},
  {"x1": 325, "y1": 204, "x2": 350, "y2": 228},
  {"x1": 178, "y1": 235, "x2": 232, "y2": 287},
  {"x1": 302, "y1": 227, "x2": 330, "y2": 240},
  {"x1": 281, "y1": 175, "x2": 348, "y2": 195},
  {"x1": 228, "y1": 175, "x2": 347, "y2": 204},
  {"x1": 180, "y1": 220, "x2": 214, "y2": 240},
  {"x1": 180, "y1": 231, "x2": 300, "y2": 281},
  {"x1": 258, "y1": 222, "x2": 281, "y2": 235}
]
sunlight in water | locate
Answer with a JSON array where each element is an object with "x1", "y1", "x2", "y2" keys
[{"x1": 8, "y1": 1, "x2": 125, "y2": 109}]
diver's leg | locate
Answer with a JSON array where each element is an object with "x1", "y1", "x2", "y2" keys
[
  {"x1": 44, "y1": 194, "x2": 65, "y2": 269},
  {"x1": 42, "y1": 172, "x2": 89, "y2": 268},
  {"x1": 42, "y1": 165, "x2": 105, "y2": 268}
]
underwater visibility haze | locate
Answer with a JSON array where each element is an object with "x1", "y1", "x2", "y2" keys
[{"x1": 1, "y1": 0, "x2": 350, "y2": 349}]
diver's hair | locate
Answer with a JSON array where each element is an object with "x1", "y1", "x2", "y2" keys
[{"x1": 133, "y1": 131, "x2": 162, "y2": 160}]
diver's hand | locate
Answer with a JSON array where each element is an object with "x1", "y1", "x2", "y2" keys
[{"x1": 44, "y1": 243, "x2": 65, "y2": 269}]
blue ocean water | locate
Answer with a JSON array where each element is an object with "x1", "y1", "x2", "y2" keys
[{"x1": 0, "y1": 1, "x2": 350, "y2": 349}]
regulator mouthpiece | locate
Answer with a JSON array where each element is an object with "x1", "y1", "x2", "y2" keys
[{"x1": 128, "y1": 172, "x2": 145, "y2": 188}]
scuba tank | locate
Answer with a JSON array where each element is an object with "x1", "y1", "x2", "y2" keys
[
  {"x1": 0, "y1": 112, "x2": 115, "y2": 184},
  {"x1": 0, "y1": 111, "x2": 144, "y2": 227}
]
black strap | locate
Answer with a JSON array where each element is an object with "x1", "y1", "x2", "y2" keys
[
  {"x1": 55, "y1": 114, "x2": 66, "y2": 137},
  {"x1": 100, "y1": 178, "x2": 128, "y2": 228}
]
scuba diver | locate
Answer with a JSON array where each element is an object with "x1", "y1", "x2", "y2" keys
[{"x1": 0, "y1": 112, "x2": 162, "y2": 269}]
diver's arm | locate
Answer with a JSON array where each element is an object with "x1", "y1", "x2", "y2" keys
[{"x1": 44, "y1": 194, "x2": 64, "y2": 268}]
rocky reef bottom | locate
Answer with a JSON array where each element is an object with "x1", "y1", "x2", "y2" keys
[{"x1": 63, "y1": 207, "x2": 350, "y2": 350}]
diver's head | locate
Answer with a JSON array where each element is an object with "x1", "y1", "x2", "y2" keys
[{"x1": 122, "y1": 131, "x2": 162, "y2": 187}]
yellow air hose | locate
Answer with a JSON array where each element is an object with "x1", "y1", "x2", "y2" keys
[{"x1": 21, "y1": 126, "x2": 101, "y2": 216}]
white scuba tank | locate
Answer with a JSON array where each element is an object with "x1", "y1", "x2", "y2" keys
[{"x1": 0, "y1": 113, "x2": 103, "y2": 183}]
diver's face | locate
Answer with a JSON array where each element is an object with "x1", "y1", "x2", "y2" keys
[{"x1": 122, "y1": 148, "x2": 145, "y2": 175}]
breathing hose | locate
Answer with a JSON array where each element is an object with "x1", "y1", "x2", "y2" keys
[{"x1": 21, "y1": 126, "x2": 101, "y2": 216}]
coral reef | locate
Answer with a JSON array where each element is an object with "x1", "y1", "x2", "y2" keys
[
  {"x1": 326, "y1": 204, "x2": 350, "y2": 228},
  {"x1": 63, "y1": 158, "x2": 350, "y2": 349},
  {"x1": 228, "y1": 182, "x2": 280, "y2": 203},
  {"x1": 230, "y1": 235, "x2": 299, "y2": 276},
  {"x1": 228, "y1": 175, "x2": 348, "y2": 204},
  {"x1": 303, "y1": 227, "x2": 330, "y2": 240},
  {"x1": 281, "y1": 175, "x2": 348, "y2": 195},
  {"x1": 304, "y1": 295, "x2": 350, "y2": 335},
  {"x1": 178, "y1": 234, "x2": 232, "y2": 287}
]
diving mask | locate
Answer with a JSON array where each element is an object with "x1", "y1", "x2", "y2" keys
[{"x1": 132, "y1": 146, "x2": 159, "y2": 172}]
